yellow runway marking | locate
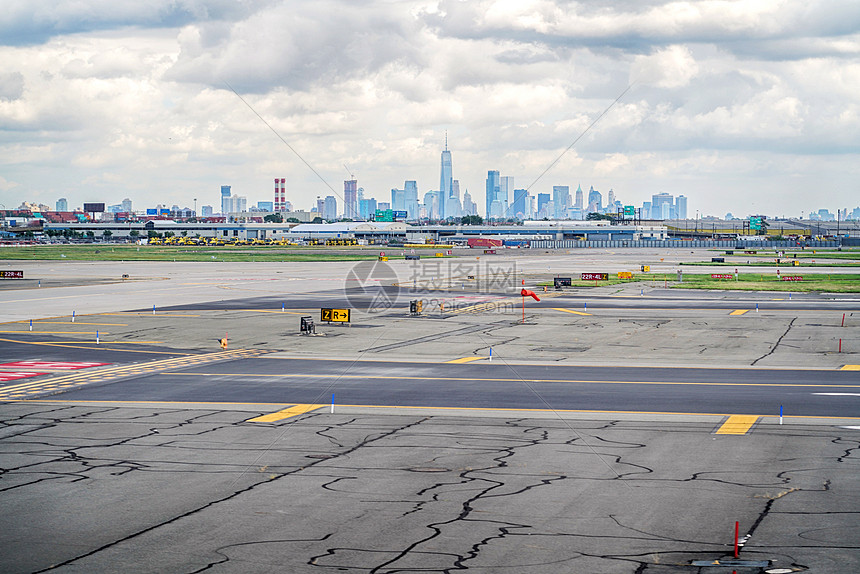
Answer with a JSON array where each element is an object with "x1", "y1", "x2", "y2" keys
[
  {"x1": 729, "y1": 310, "x2": 749, "y2": 315},
  {"x1": 99, "y1": 313, "x2": 201, "y2": 317},
  {"x1": 247, "y1": 404, "x2": 327, "y2": 422},
  {"x1": 0, "y1": 330, "x2": 109, "y2": 335},
  {"x1": 169, "y1": 372, "x2": 860, "y2": 389},
  {"x1": 12, "y1": 321, "x2": 128, "y2": 326},
  {"x1": 841, "y1": 365, "x2": 860, "y2": 371},
  {"x1": 553, "y1": 307, "x2": 592, "y2": 316},
  {"x1": 445, "y1": 357, "x2": 485, "y2": 364},
  {"x1": 14, "y1": 400, "x2": 860, "y2": 423},
  {"x1": 714, "y1": 415, "x2": 759, "y2": 435}
]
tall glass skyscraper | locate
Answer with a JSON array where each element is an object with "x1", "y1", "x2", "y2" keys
[
  {"x1": 485, "y1": 170, "x2": 500, "y2": 219},
  {"x1": 439, "y1": 134, "x2": 452, "y2": 219}
]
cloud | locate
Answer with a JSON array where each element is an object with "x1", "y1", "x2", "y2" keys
[
  {"x1": 0, "y1": 72, "x2": 24, "y2": 100},
  {"x1": 631, "y1": 45, "x2": 698, "y2": 88},
  {"x1": 0, "y1": 0, "x2": 858, "y2": 218},
  {"x1": 0, "y1": 0, "x2": 266, "y2": 46}
]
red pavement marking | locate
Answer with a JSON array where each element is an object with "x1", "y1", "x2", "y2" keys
[
  {"x1": 0, "y1": 361, "x2": 110, "y2": 370},
  {"x1": 0, "y1": 372, "x2": 47, "y2": 382}
]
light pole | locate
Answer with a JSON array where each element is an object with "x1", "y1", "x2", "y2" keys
[{"x1": 193, "y1": 198, "x2": 197, "y2": 218}]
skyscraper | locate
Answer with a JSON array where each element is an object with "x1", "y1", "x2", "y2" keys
[
  {"x1": 485, "y1": 171, "x2": 500, "y2": 219},
  {"x1": 344, "y1": 179, "x2": 358, "y2": 219},
  {"x1": 439, "y1": 135, "x2": 453, "y2": 219},
  {"x1": 574, "y1": 184, "x2": 584, "y2": 209},
  {"x1": 510, "y1": 189, "x2": 529, "y2": 219},
  {"x1": 651, "y1": 192, "x2": 674, "y2": 219},
  {"x1": 391, "y1": 187, "x2": 405, "y2": 212},
  {"x1": 404, "y1": 180, "x2": 419, "y2": 220},
  {"x1": 537, "y1": 193, "x2": 550, "y2": 218},
  {"x1": 121, "y1": 198, "x2": 132, "y2": 213},
  {"x1": 587, "y1": 186, "x2": 602, "y2": 213},
  {"x1": 56, "y1": 198, "x2": 68, "y2": 212},
  {"x1": 462, "y1": 189, "x2": 476, "y2": 216},
  {"x1": 675, "y1": 195, "x2": 688, "y2": 219},
  {"x1": 553, "y1": 186, "x2": 570, "y2": 219},
  {"x1": 220, "y1": 185, "x2": 231, "y2": 215},
  {"x1": 323, "y1": 196, "x2": 337, "y2": 220}
]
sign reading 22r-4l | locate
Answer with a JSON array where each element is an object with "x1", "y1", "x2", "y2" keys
[{"x1": 321, "y1": 308, "x2": 351, "y2": 322}]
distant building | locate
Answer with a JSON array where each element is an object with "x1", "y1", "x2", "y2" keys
[
  {"x1": 510, "y1": 189, "x2": 529, "y2": 220},
  {"x1": 404, "y1": 180, "x2": 419, "y2": 220},
  {"x1": 537, "y1": 193, "x2": 550, "y2": 218},
  {"x1": 274, "y1": 178, "x2": 286, "y2": 211},
  {"x1": 651, "y1": 192, "x2": 674, "y2": 219},
  {"x1": 121, "y1": 198, "x2": 132, "y2": 213},
  {"x1": 220, "y1": 185, "x2": 232, "y2": 215},
  {"x1": 587, "y1": 186, "x2": 602, "y2": 213},
  {"x1": 485, "y1": 171, "x2": 500, "y2": 219},
  {"x1": 462, "y1": 190, "x2": 476, "y2": 216},
  {"x1": 56, "y1": 198, "x2": 68, "y2": 212},
  {"x1": 439, "y1": 137, "x2": 453, "y2": 219},
  {"x1": 323, "y1": 196, "x2": 337, "y2": 220},
  {"x1": 201, "y1": 205, "x2": 214, "y2": 217},
  {"x1": 553, "y1": 186, "x2": 570, "y2": 219},
  {"x1": 344, "y1": 179, "x2": 358, "y2": 219},
  {"x1": 574, "y1": 184, "x2": 584, "y2": 209},
  {"x1": 675, "y1": 195, "x2": 688, "y2": 219},
  {"x1": 257, "y1": 201, "x2": 274, "y2": 212},
  {"x1": 377, "y1": 202, "x2": 390, "y2": 211},
  {"x1": 359, "y1": 198, "x2": 377, "y2": 220}
]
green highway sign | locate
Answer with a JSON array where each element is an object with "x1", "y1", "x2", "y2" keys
[
  {"x1": 374, "y1": 209, "x2": 394, "y2": 222},
  {"x1": 623, "y1": 205, "x2": 635, "y2": 217},
  {"x1": 750, "y1": 216, "x2": 762, "y2": 230}
]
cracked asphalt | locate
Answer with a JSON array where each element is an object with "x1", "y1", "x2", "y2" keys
[
  {"x1": 1, "y1": 252, "x2": 858, "y2": 573},
  {"x1": 1, "y1": 404, "x2": 858, "y2": 573}
]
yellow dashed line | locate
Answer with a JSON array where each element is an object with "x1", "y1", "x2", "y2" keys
[
  {"x1": 553, "y1": 308, "x2": 592, "y2": 316},
  {"x1": 445, "y1": 357, "x2": 485, "y2": 364},
  {"x1": 0, "y1": 330, "x2": 109, "y2": 335},
  {"x1": 247, "y1": 404, "x2": 327, "y2": 422},
  {"x1": 714, "y1": 415, "x2": 759, "y2": 435}
]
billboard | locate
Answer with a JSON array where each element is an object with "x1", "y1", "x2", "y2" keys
[
  {"x1": 83, "y1": 202, "x2": 105, "y2": 213},
  {"x1": 159, "y1": 209, "x2": 170, "y2": 216},
  {"x1": 146, "y1": 209, "x2": 157, "y2": 215}
]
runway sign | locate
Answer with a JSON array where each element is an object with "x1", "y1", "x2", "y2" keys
[
  {"x1": 0, "y1": 270, "x2": 24, "y2": 279},
  {"x1": 0, "y1": 372, "x2": 46, "y2": 382},
  {"x1": 0, "y1": 361, "x2": 110, "y2": 370},
  {"x1": 711, "y1": 274, "x2": 734, "y2": 279},
  {"x1": 781, "y1": 276, "x2": 803, "y2": 281},
  {"x1": 321, "y1": 308, "x2": 351, "y2": 322},
  {"x1": 581, "y1": 273, "x2": 609, "y2": 281}
]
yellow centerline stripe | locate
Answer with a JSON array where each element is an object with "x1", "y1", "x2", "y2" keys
[
  {"x1": 166, "y1": 372, "x2": 860, "y2": 388},
  {"x1": 0, "y1": 330, "x2": 109, "y2": 335},
  {"x1": 14, "y1": 400, "x2": 860, "y2": 422},
  {"x1": 553, "y1": 308, "x2": 593, "y2": 316},
  {"x1": 715, "y1": 415, "x2": 759, "y2": 435},
  {"x1": 99, "y1": 313, "x2": 201, "y2": 317},
  {"x1": 12, "y1": 321, "x2": 128, "y2": 326},
  {"x1": 247, "y1": 404, "x2": 327, "y2": 422}
]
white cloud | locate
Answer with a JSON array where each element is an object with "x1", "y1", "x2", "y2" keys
[{"x1": 0, "y1": 0, "x2": 858, "y2": 218}]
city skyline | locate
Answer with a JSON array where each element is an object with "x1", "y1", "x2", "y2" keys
[{"x1": 0, "y1": 2, "x2": 857, "y2": 218}]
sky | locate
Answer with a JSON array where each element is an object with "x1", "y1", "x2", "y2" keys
[{"x1": 0, "y1": 0, "x2": 858, "y2": 219}]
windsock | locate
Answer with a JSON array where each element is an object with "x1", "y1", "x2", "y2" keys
[{"x1": 521, "y1": 288, "x2": 540, "y2": 301}]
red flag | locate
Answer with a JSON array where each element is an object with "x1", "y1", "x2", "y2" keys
[{"x1": 520, "y1": 288, "x2": 540, "y2": 301}]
